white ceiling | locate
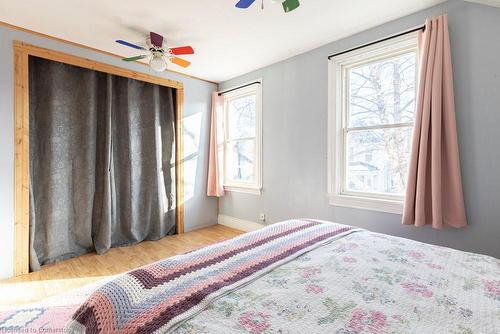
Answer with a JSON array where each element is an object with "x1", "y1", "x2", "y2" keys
[{"x1": 0, "y1": 0, "x2": 447, "y2": 83}]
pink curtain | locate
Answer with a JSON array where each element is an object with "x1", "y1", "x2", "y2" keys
[
  {"x1": 402, "y1": 15, "x2": 467, "y2": 229},
  {"x1": 207, "y1": 92, "x2": 225, "y2": 197}
]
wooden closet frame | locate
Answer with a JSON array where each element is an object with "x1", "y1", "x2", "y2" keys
[{"x1": 13, "y1": 41, "x2": 185, "y2": 276}]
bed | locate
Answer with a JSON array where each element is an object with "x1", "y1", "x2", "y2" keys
[{"x1": 0, "y1": 219, "x2": 498, "y2": 333}]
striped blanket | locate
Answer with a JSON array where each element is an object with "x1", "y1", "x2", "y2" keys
[{"x1": 66, "y1": 219, "x2": 359, "y2": 333}]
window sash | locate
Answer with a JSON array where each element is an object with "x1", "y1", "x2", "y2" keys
[
  {"x1": 221, "y1": 82, "x2": 262, "y2": 192},
  {"x1": 345, "y1": 122, "x2": 414, "y2": 132},
  {"x1": 225, "y1": 92, "x2": 257, "y2": 141},
  {"x1": 224, "y1": 93, "x2": 257, "y2": 186},
  {"x1": 328, "y1": 34, "x2": 419, "y2": 206},
  {"x1": 340, "y1": 124, "x2": 414, "y2": 200},
  {"x1": 343, "y1": 52, "x2": 418, "y2": 131},
  {"x1": 224, "y1": 138, "x2": 256, "y2": 185},
  {"x1": 341, "y1": 118, "x2": 415, "y2": 199},
  {"x1": 225, "y1": 136, "x2": 256, "y2": 143}
]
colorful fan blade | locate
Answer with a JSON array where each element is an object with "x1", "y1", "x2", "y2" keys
[
  {"x1": 150, "y1": 32, "x2": 164, "y2": 47},
  {"x1": 116, "y1": 40, "x2": 146, "y2": 50},
  {"x1": 122, "y1": 55, "x2": 147, "y2": 62},
  {"x1": 170, "y1": 46, "x2": 195, "y2": 55},
  {"x1": 282, "y1": 0, "x2": 300, "y2": 12},
  {"x1": 170, "y1": 57, "x2": 191, "y2": 68},
  {"x1": 235, "y1": 0, "x2": 256, "y2": 8}
]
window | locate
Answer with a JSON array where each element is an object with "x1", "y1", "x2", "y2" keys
[
  {"x1": 222, "y1": 82, "x2": 262, "y2": 194},
  {"x1": 328, "y1": 33, "x2": 418, "y2": 213}
]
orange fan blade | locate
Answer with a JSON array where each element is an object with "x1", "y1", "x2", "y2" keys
[{"x1": 170, "y1": 57, "x2": 191, "y2": 68}]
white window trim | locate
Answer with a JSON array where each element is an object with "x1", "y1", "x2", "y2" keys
[
  {"x1": 221, "y1": 79, "x2": 263, "y2": 195},
  {"x1": 327, "y1": 33, "x2": 419, "y2": 214}
]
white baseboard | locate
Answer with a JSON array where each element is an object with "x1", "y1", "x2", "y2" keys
[
  {"x1": 217, "y1": 214, "x2": 265, "y2": 232},
  {"x1": 185, "y1": 222, "x2": 217, "y2": 232}
]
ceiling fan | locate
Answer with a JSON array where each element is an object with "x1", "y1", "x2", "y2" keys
[
  {"x1": 236, "y1": 0, "x2": 300, "y2": 13},
  {"x1": 116, "y1": 32, "x2": 194, "y2": 72}
]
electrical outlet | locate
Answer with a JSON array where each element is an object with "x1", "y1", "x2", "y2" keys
[{"x1": 259, "y1": 213, "x2": 266, "y2": 222}]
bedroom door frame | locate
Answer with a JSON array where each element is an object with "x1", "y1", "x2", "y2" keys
[{"x1": 13, "y1": 41, "x2": 185, "y2": 276}]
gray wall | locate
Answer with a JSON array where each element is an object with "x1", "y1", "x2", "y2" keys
[
  {"x1": 219, "y1": 0, "x2": 500, "y2": 258},
  {"x1": 0, "y1": 25, "x2": 218, "y2": 279}
]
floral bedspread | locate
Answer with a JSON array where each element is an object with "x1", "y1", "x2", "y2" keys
[
  {"x1": 0, "y1": 222, "x2": 498, "y2": 334},
  {"x1": 174, "y1": 230, "x2": 499, "y2": 334}
]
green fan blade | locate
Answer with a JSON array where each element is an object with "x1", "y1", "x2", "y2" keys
[
  {"x1": 122, "y1": 55, "x2": 147, "y2": 62},
  {"x1": 282, "y1": 0, "x2": 300, "y2": 13}
]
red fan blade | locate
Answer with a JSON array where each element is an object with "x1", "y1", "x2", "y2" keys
[
  {"x1": 150, "y1": 32, "x2": 164, "y2": 47},
  {"x1": 170, "y1": 57, "x2": 191, "y2": 68},
  {"x1": 170, "y1": 46, "x2": 194, "y2": 55}
]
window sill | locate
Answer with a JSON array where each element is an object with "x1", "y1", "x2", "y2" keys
[
  {"x1": 224, "y1": 185, "x2": 262, "y2": 195},
  {"x1": 328, "y1": 193, "x2": 403, "y2": 214}
]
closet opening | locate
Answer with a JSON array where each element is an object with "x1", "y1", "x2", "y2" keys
[{"x1": 13, "y1": 41, "x2": 184, "y2": 275}]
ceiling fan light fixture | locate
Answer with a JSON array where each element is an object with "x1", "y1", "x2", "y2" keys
[{"x1": 149, "y1": 52, "x2": 167, "y2": 72}]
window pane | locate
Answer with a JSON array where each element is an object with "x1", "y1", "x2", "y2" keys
[
  {"x1": 226, "y1": 139, "x2": 255, "y2": 183},
  {"x1": 348, "y1": 52, "x2": 416, "y2": 128},
  {"x1": 345, "y1": 127, "x2": 413, "y2": 195},
  {"x1": 228, "y1": 94, "x2": 256, "y2": 139}
]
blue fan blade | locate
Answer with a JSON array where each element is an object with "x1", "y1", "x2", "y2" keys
[
  {"x1": 115, "y1": 40, "x2": 146, "y2": 50},
  {"x1": 235, "y1": 0, "x2": 256, "y2": 9}
]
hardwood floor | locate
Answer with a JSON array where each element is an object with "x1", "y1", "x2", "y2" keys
[{"x1": 0, "y1": 224, "x2": 243, "y2": 309}]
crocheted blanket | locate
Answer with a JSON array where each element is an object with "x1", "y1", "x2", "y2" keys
[{"x1": 66, "y1": 219, "x2": 358, "y2": 333}]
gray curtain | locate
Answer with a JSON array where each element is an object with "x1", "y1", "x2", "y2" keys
[{"x1": 29, "y1": 56, "x2": 176, "y2": 271}]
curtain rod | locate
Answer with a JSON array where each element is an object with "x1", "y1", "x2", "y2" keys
[
  {"x1": 218, "y1": 81, "x2": 261, "y2": 96},
  {"x1": 327, "y1": 25, "x2": 425, "y2": 60}
]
